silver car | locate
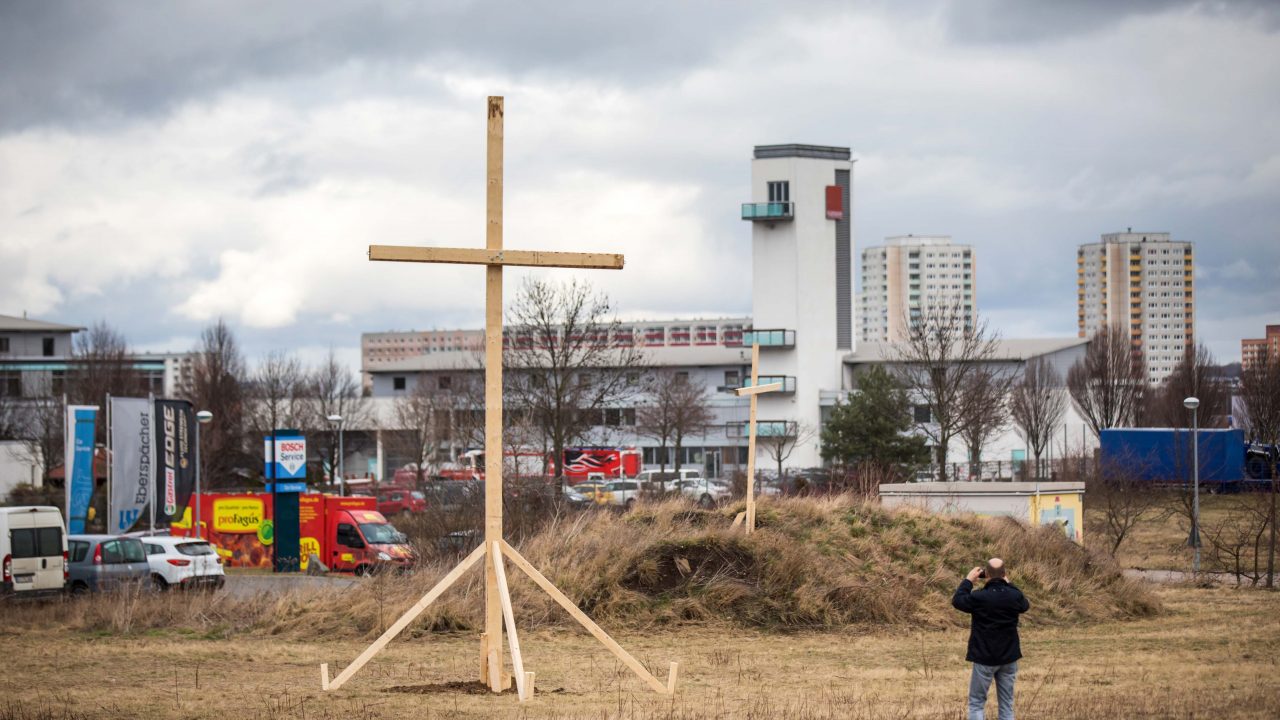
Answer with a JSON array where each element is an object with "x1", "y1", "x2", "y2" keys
[{"x1": 66, "y1": 535, "x2": 150, "y2": 593}]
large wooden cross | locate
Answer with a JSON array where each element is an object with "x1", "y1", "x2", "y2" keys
[
  {"x1": 320, "y1": 97, "x2": 678, "y2": 701},
  {"x1": 732, "y1": 343, "x2": 781, "y2": 534}
]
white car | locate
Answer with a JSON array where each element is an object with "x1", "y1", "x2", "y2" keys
[
  {"x1": 601, "y1": 480, "x2": 643, "y2": 508},
  {"x1": 675, "y1": 478, "x2": 733, "y2": 507},
  {"x1": 141, "y1": 536, "x2": 225, "y2": 591}
]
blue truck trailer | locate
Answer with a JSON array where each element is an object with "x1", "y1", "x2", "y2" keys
[{"x1": 1099, "y1": 428, "x2": 1252, "y2": 486}]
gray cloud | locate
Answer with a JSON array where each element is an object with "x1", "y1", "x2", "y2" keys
[{"x1": 941, "y1": 0, "x2": 1280, "y2": 44}]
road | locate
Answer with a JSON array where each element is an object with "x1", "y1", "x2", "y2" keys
[{"x1": 222, "y1": 572, "x2": 358, "y2": 598}]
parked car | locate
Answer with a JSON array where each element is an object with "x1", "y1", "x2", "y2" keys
[
  {"x1": 601, "y1": 480, "x2": 642, "y2": 509},
  {"x1": 66, "y1": 535, "x2": 150, "y2": 593},
  {"x1": 569, "y1": 480, "x2": 609, "y2": 504},
  {"x1": 141, "y1": 536, "x2": 225, "y2": 591},
  {"x1": 377, "y1": 488, "x2": 427, "y2": 516},
  {"x1": 421, "y1": 480, "x2": 480, "y2": 515},
  {"x1": 674, "y1": 478, "x2": 734, "y2": 507},
  {"x1": 1, "y1": 506, "x2": 67, "y2": 599}
]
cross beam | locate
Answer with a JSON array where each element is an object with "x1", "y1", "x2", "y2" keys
[
  {"x1": 732, "y1": 343, "x2": 780, "y2": 534},
  {"x1": 323, "y1": 96, "x2": 678, "y2": 701},
  {"x1": 369, "y1": 245, "x2": 624, "y2": 270}
]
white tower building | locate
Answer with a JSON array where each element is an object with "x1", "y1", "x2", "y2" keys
[
  {"x1": 743, "y1": 144, "x2": 855, "y2": 469},
  {"x1": 859, "y1": 235, "x2": 974, "y2": 343}
]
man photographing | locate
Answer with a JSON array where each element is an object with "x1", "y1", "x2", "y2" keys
[{"x1": 952, "y1": 558, "x2": 1030, "y2": 720}]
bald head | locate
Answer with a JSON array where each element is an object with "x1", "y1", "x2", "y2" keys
[{"x1": 985, "y1": 558, "x2": 1006, "y2": 580}]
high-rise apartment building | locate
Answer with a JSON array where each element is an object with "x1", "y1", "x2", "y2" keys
[
  {"x1": 1077, "y1": 230, "x2": 1194, "y2": 384},
  {"x1": 1242, "y1": 324, "x2": 1280, "y2": 371},
  {"x1": 858, "y1": 235, "x2": 974, "y2": 343},
  {"x1": 361, "y1": 329, "x2": 485, "y2": 390}
]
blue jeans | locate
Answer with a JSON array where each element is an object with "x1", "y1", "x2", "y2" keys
[{"x1": 968, "y1": 661, "x2": 1017, "y2": 720}]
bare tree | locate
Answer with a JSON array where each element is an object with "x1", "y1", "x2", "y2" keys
[
  {"x1": 1239, "y1": 355, "x2": 1280, "y2": 587},
  {"x1": 391, "y1": 378, "x2": 452, "y2": 488},
  {"x1": 1087, "y1": 458, "x2": 1165, "y2": 557},
  {"x1": 504, "y1": 278, "x2": 645, "y2": 490},
  {"x1": 892, "y1": 303, "x2": 1003, "y2": 481},
  {"x1": 1067, "y1": 324, "x2": 1145, "y2": 437},
  {"x1": 14, "y1": 398, "x2": 63, "y2": 485},
  {"x1": 760, "y1": 421, "x2": 817, "y2": 481},
  {"x1": 1144, "y1": 344, "x2": 1231, "y2": 429},
  {"x1": 636, "y1": 370, "x2": 713, "y2": 475},
  {"x1": 958, "y1": 365, "x2": 1013, "y2": 476},
  {"x1": 247, "y1": 350, "x2": 306, "y2": 437},
  {"x1": 302, "y1": 350, "x2": 371, "y2": 484},
  {"x1": 69, "y1": 321, "x2": 147, "y2": 444},
  {"x1": 1010, "y1": 357, "x2": 1069, "y2": 479},
  {"x1": 185, "y1": 319, "x2": 250, "y2": 486}
]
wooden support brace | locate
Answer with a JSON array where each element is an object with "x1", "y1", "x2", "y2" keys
[
  {"x1": 667, "y1": 662, "x2": 679, "y2": 695},
  {"x1": 500, "y1": 540, "x2": 676, "y2": 696},
  {"x1": 732, "y1": 511, "x2": 745, "y2": 528},
  {"x1": 320, "y1": 663, "x2": 330, "y2": 691},
  {"x1": 492, "y1": 541, "x2": 530, "y2": 701},
  {"x1": 526, "y1": 672, "x2": 536, "y2": 697},
  {"x1": 322, "y1": 543, "x2": 486, "y2": 691}
]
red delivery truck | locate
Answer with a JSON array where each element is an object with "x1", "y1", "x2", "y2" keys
[{"x1": 173, "y1": 492, "x2": 416, "y2": 574}]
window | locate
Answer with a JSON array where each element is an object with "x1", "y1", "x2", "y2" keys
[
  {"x1": 437, "y1": 375, "x2": 452, "y2": 391},
  {"x1": 767, "y1": 181, "x2": 790, "y2": 203},
  {"x1": 337, "y1": 523, "x2": 363, "y2": 547},
  {"x1": 674, "y1": 371, "x2": 689, "y2": 383},
  {"x1": 0, "y1": 337, "x2": 8, "y2": 353},
  {"x1": 393, "y1": 376, "x2": 406, "y2": 391},
  {"x1": 121, "y1": 538, "x2": 145, "y2": 563},
  {"x1": 145, "y1": 543, "x2": 164, "y2": 556},
  {"x1": 101, "y1": 540, "x2": 123, "y2": 564},
  {"x1": 725, "y1": 370, "x2": 740, "y2": 388},
  {"x1": 913, "y1": 405, "x2": 932, "y2": 424},
  {"x1": 42, "y1": 337, "x2": 55, "y2": 357},
  {"x1": 1, "y1": 371, "x2": 19, "y2": 397},
  {"x1": 69, "y1": 540, "x2": 89, "y2": 563}
]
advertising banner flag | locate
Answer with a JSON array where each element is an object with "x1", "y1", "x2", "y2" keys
[
  {"x1": 154, "y1": 399, "x2": 196, "y2": 525},
  {"x1": 108, "y1": 397, "x2": 153, "y2": 534},
  {"x1": 65, "y1": 405, "x2": 98, "y2": 534}
]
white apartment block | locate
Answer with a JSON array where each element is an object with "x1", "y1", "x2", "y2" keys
[
  {"x1": 1077, "y1": 230, "x2": 1195, "y2": 384},
  {"x1": 859, "y1": 235, "x2": 974, "y2": 343},
  {"x1": 361, "y1": 328, "x2": 485, "y2": 390}
]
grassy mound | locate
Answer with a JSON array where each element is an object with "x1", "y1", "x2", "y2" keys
[{"x1": 1, "y1": 495, "x2": 1159, "y2": 638}]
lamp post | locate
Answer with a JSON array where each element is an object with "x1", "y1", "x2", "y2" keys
[
  {"x1": 1184, "y1": 396, "x2": 1200, "y2": 574},
  {"x1": 195, "y1": 410, "x2": 213, "y2": 540},
  {"x1": 327, "y1": 414, "x2": 344, "y2": 496}
]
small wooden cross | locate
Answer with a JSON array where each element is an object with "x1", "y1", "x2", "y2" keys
[
  {"x1": 733, "y1": 343, "x2": 782, "y2": 534},
  {"x1": 321, "y1": 97, "x2": 677, "y2": 701}
]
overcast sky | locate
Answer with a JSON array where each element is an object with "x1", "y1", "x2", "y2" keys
[{"x1": 2, "y1": 0, "x2": 1277, "y2": 371}]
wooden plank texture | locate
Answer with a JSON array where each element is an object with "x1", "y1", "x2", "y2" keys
[
  {"x1": 492, "y1": 541, "x2": 530, "y2": 701},
  {"x1": 369, "y1": 245, "x2": 624, "y2": 270},
  {"x1": 323, "y1": 543, "x2": 485, "y2": 691},
  {"x1": 501, "y1": 540, "x2": 674, "y2": 695},
  {"x1": 483, "y1": 94, "x2": 506, "y2": 692}
]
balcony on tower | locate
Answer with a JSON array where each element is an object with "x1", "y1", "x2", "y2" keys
[
  {"x1": 742, "y1": 328, "x2": 796, "y2": 349},
  {"x1": 741, "y1": 375, "x2": 797, "y2": 394},
  {"x1": 741, "y1": 201, "x2": 794, "y2": 222}
]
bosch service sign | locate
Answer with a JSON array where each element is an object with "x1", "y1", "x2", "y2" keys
[{"x1": 264, "y1": 433, "x2": 308, "y2": 480}]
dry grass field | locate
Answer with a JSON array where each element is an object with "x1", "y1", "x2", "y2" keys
[
  {"x1": 1, "y1": 586, "x2": 1277, "y2": 719},
  {"x1": 2, "y1": 496, "x2": 1276, "y2": 719}
]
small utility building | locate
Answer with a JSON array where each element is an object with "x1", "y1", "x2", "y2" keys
[{"x1": 878, "y1": 482, "x2": 1084, "y2": 543}]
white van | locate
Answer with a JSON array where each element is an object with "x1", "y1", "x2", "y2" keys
[{"x1": 1, "y1": 506, "x2": 68, "y2": 598}]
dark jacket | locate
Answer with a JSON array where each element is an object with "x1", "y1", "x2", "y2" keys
[{"x1": 951, "y1": 578, "x2": 1030, "y2": 666}]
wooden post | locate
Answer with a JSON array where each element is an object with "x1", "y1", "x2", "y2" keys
[
  {"x1": 323, "y1": 543, "x2": 485, "y2": 691},
  {"x1": 501, "y1": 540, "x2": 677, "y2": 696},
  {"x1": 482, "y1": 95, "x2": 506, "y2": 692},
  {"x1": 338, "y1": 96, "x2": 673, "y2": 700},
  {"x1": 734, "y1": 344, "x2": 781, "y2": 534},
  {"x1": 492, "y1": 541, "x2": 530, "y2": 700}
]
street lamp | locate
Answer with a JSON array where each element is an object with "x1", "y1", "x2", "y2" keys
[
  {"x1": 327, "y1": 414, "x2": 344, "y2": 496},
  {"x1": 1184, "y1": 396, "x2": 1200, "y2": 573},
  {"x1": 195, "y1": 410, "x2": 213, "y2": 540}
]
